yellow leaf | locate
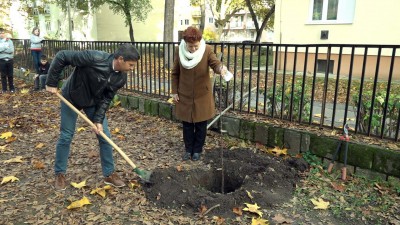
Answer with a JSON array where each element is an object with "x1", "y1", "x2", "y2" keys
[
  {"x1": 1, "y1": 176, "x2": 19, "y2": 184},
  {"x1": 77, "y1": 127, "x2": 86, "y2": 132},
  {"x1": 35, "y1": 143, "x2": 44, "y2": 149},
  {"x1": 251, "y1": 217, "x2": 269, "y2": 225},
  {"x1": 66, "y1": 196, "x2": 91, "y2": 209},
  {"x1": 113, "y1": 100, "x2": 121, "y2": 107},
  {"x1": 0, "y1": 145, "x2": 12, "y2": 153},
  {"x1": 129, "y1": 180, "x2": 141, "y2": 189},
  {"x1": 20, "y1": 88, "x2": 29, "y2": 94},
  {"x1": 268, "y1": 146, "x2": 287, "y2": 156},
  {"x1": 90, "y1": 185, "x2": 112, "y2": 198},
  {"x1": 311, "y1": 198, "x2": 330, "y2": 209},
  {"x1": 4, "y1": 156, "x2": 24, "y2": 163},
  {"x1": 243, "y1": 203, "x2": 263, "y2": 217},
  {"x1": 167, "y1": 98, "x2": 174, "y2": 104},
  {"x1": 246, "y1": 190, "x2": 254, "y2": 199},
  {"x1": 111, "y1": 128, "x2": 120, "y2": 134},
  {"x1": 0, "y1": 132, "x2": 12, "y2": 139},
  {"x1": 71, "y1": 180, "x2": 87, "y2": 189}
]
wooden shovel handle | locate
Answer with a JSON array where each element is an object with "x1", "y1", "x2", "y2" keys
[{"x1": 55, "y1": 92, "x2": 137, "y2": 169}]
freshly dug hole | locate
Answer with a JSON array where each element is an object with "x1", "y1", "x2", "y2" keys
[{"x1": 143, "y1": 148, "x2": 308, "y2": 218}]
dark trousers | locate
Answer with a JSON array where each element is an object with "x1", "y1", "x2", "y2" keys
[
  {"x1": 0, "y1": 59, "x2": 14, "y2": 92},
  {"x1": 31, "y1": 50, "x2": 42, "y2": 73},
  {"x1": 182, "y1": 120, "x2": 207, "y2": 154}
]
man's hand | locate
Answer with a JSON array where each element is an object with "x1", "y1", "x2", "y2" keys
[
  {"x1": 92, "y1": 123, "x2": 103, "y2": 135},
  {"x1": 46, "y1": 85, "x2": 58, "y2": 93}
]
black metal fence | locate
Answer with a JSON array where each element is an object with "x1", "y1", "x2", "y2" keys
[{"x1": 12, "y1": 39, "x2": 400, "y2": 142}]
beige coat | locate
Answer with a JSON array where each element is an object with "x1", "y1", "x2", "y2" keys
[{"x1": 171, "y1": 45, "x2": 222, "y2": 123}]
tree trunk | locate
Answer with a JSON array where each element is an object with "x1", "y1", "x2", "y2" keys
[
  {"x1": 163, "y1": 0, "x2": 175, "y2": 69},
  {"x1": 199, "y1": 0, "x2": 205, "y2": 32},
  {"x1": 128, "y1": 20, "x2": 135, "y2": 42}
]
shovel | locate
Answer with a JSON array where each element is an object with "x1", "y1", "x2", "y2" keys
[{"x1": 55, "y1": 92, "x2": 152, "y2": 183}]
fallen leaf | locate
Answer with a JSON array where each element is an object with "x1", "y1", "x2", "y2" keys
[
  {"x1": 77, "y1": 127, "x2": 86, "y2": 132},
  {"x1": 251, "y1": 217, "x2": 269, "y2": 225},
  {"x1": 176, "y1": 165, "x2": 183, "y2": 172},
  {"x1": 330, "y1": 182, "x2": 345, "y2": 192},
  {"x1": 199, "y1": 204, "x2": 207, "y2": 215},
  {"x1": 212, "y1": 216, "x2": 225, "y2": 225},
  {"x1": 35, "y1": 143, "x2": 44, "y2": 149},
  {"x1": 243, "y1": 203, "x2": 263, "y2": 217},
  {"x1": 268, "y1": 146, "x2": 287, "y2": 156},
  {"x1": 129, "y1": 180, "x2": 141, "y2": 189},
  {"x1": 0, "y1": 145, "x2": 12, "y2": 153},
  {"x1": 113, "y1": 101, "x2": 121, "y2": 107},
  {"x1": 32, "y1": 160, "x2": 45, "y2": 169},
  {"x1": 232, "y1": 207, "x2": 242, "y2": 216},
  {"x1": 1, "y1": 176, "x2": 19, "y2": 184},
  {"x1": 71, "y1": 180, "x2": 87, "y2": 189},
  {"x1": 0, "y1": 132, "x2": 12, "y2": 139},
  {"x1": 167, "y1": 98, "x2": 174, "y2": 104},
  {"x1": 116, "y1": 135, "x2": 126, "y2": 141},
  {"x1": 246, "y1": 190, "x2": 254, "y2": 200},
  {"x1": 311, "y1": 198, "x2": 330, "y2": 209},
  {"x1": 66, "y1": 196, "x2": 91, "y2": 209},
  {"x1": 111, "y1": 128, "x2": 120, "y2": 134},
  {"x1": 87, "y1": 150, "x2": 98, "y2": 158},
  {"x1": 5, "y1": 136, "x2": 17, "y2": 143},
  {"x1": 20, "y1": 88, "x2": 29, "y2": 94},
  {"x1": 4, "y1": 156, "x2": 24, "y2": 163},
  {"x1": 90, "y1": 185, "x2": 112, "y2": 198},
  {"x1": 272, "y1": 213, "x2": 293, "y2": 224}
]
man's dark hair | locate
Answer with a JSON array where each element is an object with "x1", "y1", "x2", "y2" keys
[
  {"x1": 114, "y1": 43, "x2": 140, "y2": 61},
  {"x1": 40, "y1": 55, "x2": 47, "y2": 60}
]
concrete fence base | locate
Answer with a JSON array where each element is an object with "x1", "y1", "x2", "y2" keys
[{"x1": 118, "y1": 92, "x2": 400, "y2": 181}]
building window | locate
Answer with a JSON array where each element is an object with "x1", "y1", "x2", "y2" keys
[
  {"x1": 33, "y1": 8, "x2": 39, "y2": 15},
  {"x1": 317, "y1": 59, "x2": 334, "y2": 74},
  {"x1": 185, "y1": 19, "x2": 189, "y2": 25},
  {"x1": 208, "y1": 17, "x2": 213, "y2": 23},
  {"x1": 45, "y1": 21, "x2": 51, "y2": 31},
  {"x1": 309, "y1": 0, "x2": 355, "y2": 24},
  {"x1": 180, "y1": 20, "x2": 183, "y2": 25}
]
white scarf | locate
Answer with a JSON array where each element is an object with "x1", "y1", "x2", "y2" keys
[{"x1": 179, "y1": 39, "x2": 206, "y2": 69}]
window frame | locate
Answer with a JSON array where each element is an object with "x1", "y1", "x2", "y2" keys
[{"x1": 307, "y1": 0, "x2": 356, "y2": 25}]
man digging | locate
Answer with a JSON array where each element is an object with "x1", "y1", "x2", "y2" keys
[{"x1": 45, "y1": 43, "x2": 140, "y2": 190}]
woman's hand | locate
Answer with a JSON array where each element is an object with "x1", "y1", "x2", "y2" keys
[
  {"x1": 171, "y1": 94, "x2": 180, "y2": 103},
  {"x1": 220, "y1": 65, "x2": 228, "y2": 78}
]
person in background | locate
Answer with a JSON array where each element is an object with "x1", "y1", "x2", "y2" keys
[
  {"x1": 33, "y1": 54, "x2": 50, "y2": 91},
  {"x1": 30, "y1": 27, "x2": 44, "y2": 75},
  {"x1": 0, "y1": 28, "x2": 15, "y2": 93},
  {"x1": 45, "y1": 43, "x2": 140, "y2": 191},
  {"x1": 171, "y1": 26, "x2": 227, "y2": 161}
]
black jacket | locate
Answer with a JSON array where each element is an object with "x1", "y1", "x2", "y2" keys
[
  {"x1": 46, "y1": 50, "x2": 127, "y2": 124},
  {"x1": 38, "y1": 61, "x2": 50, "y2": 75}
]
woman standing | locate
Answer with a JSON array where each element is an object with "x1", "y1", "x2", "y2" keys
[
  {"x1": 171, "y1": 26, "x2": 227, "y2": 161},
  {"x1": 30, "y1": 27, "x2": 44, "y2": 74}
]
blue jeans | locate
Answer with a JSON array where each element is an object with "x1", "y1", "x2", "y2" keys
[
  {"x1": 54, "y1": 100, "x2": 115, "y2": 177},
  {"x1": 31, "y1": 50, "x2": 42, "y2": 73}
]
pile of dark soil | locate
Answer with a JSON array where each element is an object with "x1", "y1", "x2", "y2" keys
[{"x1": 143, "y1": 148, "x2": 309, "y2": 218}]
